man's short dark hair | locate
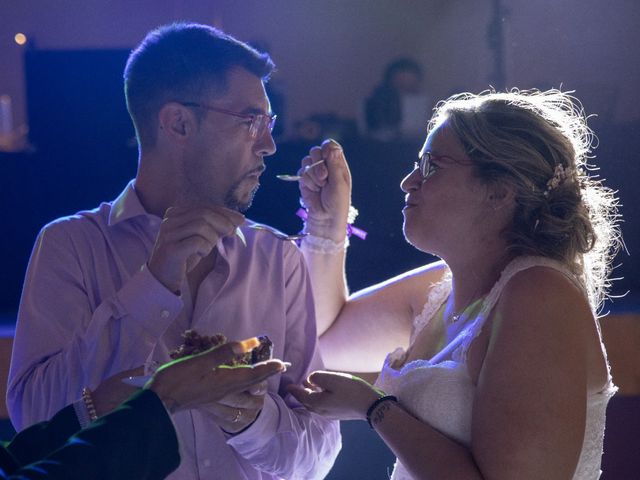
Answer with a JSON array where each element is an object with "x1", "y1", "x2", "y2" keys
[{"x1": 124, "y1": 22, "x2": 275, "y2": 148}]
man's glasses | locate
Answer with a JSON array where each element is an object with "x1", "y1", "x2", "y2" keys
[{"x1": 180, "y1": 102, "x2": 277, "y2": 139}]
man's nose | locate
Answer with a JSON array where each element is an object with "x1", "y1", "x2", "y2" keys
[{"x1": 255, "y1": 129, "x2": 277, "y2": 157}]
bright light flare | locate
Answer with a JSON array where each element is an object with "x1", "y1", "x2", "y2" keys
[{"x1": 14, "y1": 33, "x2": 27, "y2": 45}]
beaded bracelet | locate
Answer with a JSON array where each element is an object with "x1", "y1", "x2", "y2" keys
[
  {"x1": 81, "y1": 387, "x2": 99, "y2": 422},
  {"x1": 300, "y1": 234, "x2": 349, "y2": 254},
  {"x1": 366, "y1": 394, "x2": 398, "y2": 429}
]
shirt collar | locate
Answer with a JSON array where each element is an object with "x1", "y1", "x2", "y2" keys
[{"x1": 108, "y1": 179, "x2": 162, "y2": 226}]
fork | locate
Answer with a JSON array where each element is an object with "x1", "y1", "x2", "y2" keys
[
  {"x1": 276, "y1": 159, "x2": 325, "y2": 181},
  {"x1": 250, "y1": 224, "x2": 308, "y2": 241}
]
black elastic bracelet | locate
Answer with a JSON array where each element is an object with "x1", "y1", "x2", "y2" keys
[{"x1": 366, "y1": 395, "x2": 398, "y2": 428}]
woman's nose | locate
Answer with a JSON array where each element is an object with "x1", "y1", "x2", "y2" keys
[{"x1": 400, "y1": 167, "x2": 422, "y2": 193}]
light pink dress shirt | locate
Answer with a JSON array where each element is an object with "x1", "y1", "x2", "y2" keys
[{"x1": 7, "y1": 180, "x2": 341, "y2": 479}]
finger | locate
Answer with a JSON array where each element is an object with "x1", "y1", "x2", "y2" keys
[
  {"x1": 286, "y1": 384, "x2": 316, "y2": 405},
  {"x1": 302, "y1": 167, "x2": 327, "y2": 191},
  {"x1": 118, "y1": 365, "x2": 145, "y2": 378},
  {"x1": 206, "y1": 401, "x2": 242, "y2": 422},
  {"x1": 164, "y1": 205, "x2": 245, "y2": 226},
  {"x1": 201, "y1": 338, "x2": 261, "y2": 366},
  {"x1": 206, "y1": 205, "x2": 246, "y2": 225},
  {"x1": 169, "y1": 339, "x2": 260, "y2": 378},
  {"x1": 226, "y1": 361, "x2": 285, "y2": 392},
  {"x1": 300, "y1": 155, "x2": 313, "y2": 170},
  {"x1": 307, "y1": 370, "x2": 353, "y2": 392},
  {"x1": 321, "y1": 138, "x2": 344, "y2": 157},
  {"x1": 308, "y1": 146, "x2": 323, "y2": 164},
  {"x1": 297, "y1": 158, "x2": 327, "y2": 192},
  {"x1": 217, "y1": 391, "x2": 265, "y2": 410},
  {"x1": 247, "y1": 380, "x2": 268, "y2": 396},
  {"x1": 321, "y1": 140, "x2": 350, "y2": 183},
  {"x1": 161, "y1": 208, "x2": 244, "y2": 242}
]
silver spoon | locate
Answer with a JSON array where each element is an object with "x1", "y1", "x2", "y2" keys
[{"x1": 276, "y1": 159, "x2": 325, "y2": 181}]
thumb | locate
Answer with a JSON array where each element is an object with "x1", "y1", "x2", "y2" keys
[
  {"x1": 307, "y1": 371, "x2": 352, "y2": 392},
  {"x1": 199, "y1": 337, "x2": 261, "y2": 367}
]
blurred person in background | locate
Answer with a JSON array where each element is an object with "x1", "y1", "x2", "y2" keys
[{"x1": 365, "y1": 58, "x2": 431, "y2": 142}]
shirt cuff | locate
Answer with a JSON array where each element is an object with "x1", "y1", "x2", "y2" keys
[
  {"x1": 73, "y1": 398, "x2": 92, "y2": 429},
  {"x1": 226, "y1": 393, "x2": 280, "y2": 452},
  {"x1": 114, "y1": 263, "x2": 183, "y2": 340}
]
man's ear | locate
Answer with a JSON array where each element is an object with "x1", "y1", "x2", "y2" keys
[{"x1": 158, "y1": 103, "x2": 195, "y2": 143}]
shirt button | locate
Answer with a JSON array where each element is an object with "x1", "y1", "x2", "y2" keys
[
  {"x1": 160, "y1": 309, "x2": 170, "y2": 319},
  {"x1": 203, "y1": 459, "x2": 211, "y2": 467}
]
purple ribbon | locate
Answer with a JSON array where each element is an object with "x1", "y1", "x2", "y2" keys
[{"x1": 296, "y1": 208, "x2": 368, "y2": 240}]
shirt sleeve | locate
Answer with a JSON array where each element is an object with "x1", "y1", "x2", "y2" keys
[
  {"x1": 227, "y1": 244, "x2": 341, "y2": 479},
  {"x1": 7, "y1": 220, "x2": 182, "y2": 431},
  {"x1": 1, "y1": 389, "x2": 179, "y2": 480}
]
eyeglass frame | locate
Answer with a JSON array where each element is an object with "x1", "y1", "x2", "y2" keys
[
  {"x1": 414, "y1": 151, "x2": 467, "y2": 180},
  {"x1": 180, "y1": 101, "x2": 277, "y2": 139}
]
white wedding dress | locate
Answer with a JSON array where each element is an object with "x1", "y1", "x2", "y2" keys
[{"x1": 374, "y1": 256, "x2": 616, "y2": 480}]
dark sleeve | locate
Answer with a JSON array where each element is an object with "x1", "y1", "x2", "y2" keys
[
  {"x1": 2, "y1": 402, "x2": 81, "y2": 472},
  {"x1": 0, "y1": 389, "x2": 180, "y2": 480}
]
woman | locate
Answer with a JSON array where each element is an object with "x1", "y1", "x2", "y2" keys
[
  {"x1": 2, "y1": 338, "x2": 285, "y2": 479},
  {"x1": 288, "y1": 90, "x2": 620, "y2": 479}
]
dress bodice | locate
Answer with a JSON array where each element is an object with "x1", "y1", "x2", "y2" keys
[{"x1": 375, "y1": 256, "x2": 616, "y2": 480}]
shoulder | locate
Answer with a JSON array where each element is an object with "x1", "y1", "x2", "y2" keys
[
  {"x1": 488, "y1": 264, "x2": 593, "y2": 365},
  {"x1": 39, "y1": 205, "x2": 110, "y2": 245},
  {"x1": 498, "y1": 265, "x2": 591, "y2": 324}
]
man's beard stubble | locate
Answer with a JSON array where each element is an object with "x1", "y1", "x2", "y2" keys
[{"x1": 224, "y1": 180, "x2": 259, "y2": 212}]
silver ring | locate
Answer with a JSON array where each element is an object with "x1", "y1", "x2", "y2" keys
[{"x1": 232, "y1": 409, "x2": 242, "y2": 423}]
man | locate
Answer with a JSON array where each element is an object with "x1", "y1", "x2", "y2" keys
[{"x1": 8, "y1": 23, "x2": 340, "y2": 479}]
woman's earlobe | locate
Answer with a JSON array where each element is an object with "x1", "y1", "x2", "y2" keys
[{"x1": 487, "y1": 184, "x2": 515, "y2": 210}]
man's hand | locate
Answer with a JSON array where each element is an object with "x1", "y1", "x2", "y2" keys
[
  {"x1": 203, "y1": 389, "x2": 267, "y2": 433},
  {"x1": 298, "y1": 139, "x2": 352, "y2": 242},
  {"x1": 92, "y1": 366, "x2": 145, "y2": 417},
  {"x1": 147, "y1": 341, "x2": 286, "y2": 416},
  {"x1": 148, "y1": 206, "x2": 245, "y2": 293}
]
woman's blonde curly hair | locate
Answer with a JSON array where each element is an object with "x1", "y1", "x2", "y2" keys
[{"x1": 428, "y1": 89, "x2": 621, "y2": 312}]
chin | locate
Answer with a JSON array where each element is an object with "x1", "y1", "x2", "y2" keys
[
  {"x1": 402, "y1": 222, "x2": 437, "y2": 255},
  {"x1": 225, "y1": 184, "x2": 259, "y2": 212}
]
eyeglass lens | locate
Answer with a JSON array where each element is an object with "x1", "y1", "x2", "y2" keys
[
  {"x1": 251, "y1": 114, "x2": 277, "y2": 138},
  {"x1": 420, "y1": 153, "x2": 430, "y2": 178}
]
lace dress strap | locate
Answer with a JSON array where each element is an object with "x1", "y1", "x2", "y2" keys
[
  {"x1": 451, "y1": 255, "x2": 585, "y2": 363},
  {"x1": 411, "y1": 265, "x2": 452, "y2": 344}
]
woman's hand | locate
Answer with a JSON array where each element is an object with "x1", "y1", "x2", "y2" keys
[
  {"x1": 146, "y1": 339, "x2": 287, "y2": 414},
  {"x1": 298, "y1": 139, "x2": 352, "y2": 242},
  {"x1": 287, "y1": 371, "x2": 382, "y2": 421}
]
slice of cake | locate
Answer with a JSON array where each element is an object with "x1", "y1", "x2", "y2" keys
[{"x1": 170, "y1": 330, "x2": 273, "y2": 365}]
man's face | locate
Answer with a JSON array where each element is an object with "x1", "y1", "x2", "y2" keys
[{"x1": 180, "y1": 67, "x2": 276, "y2": 211}]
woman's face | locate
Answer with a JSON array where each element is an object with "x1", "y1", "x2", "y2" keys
[{"x1": 400, "y1": 120, "x2": 496, "y2": 256}]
